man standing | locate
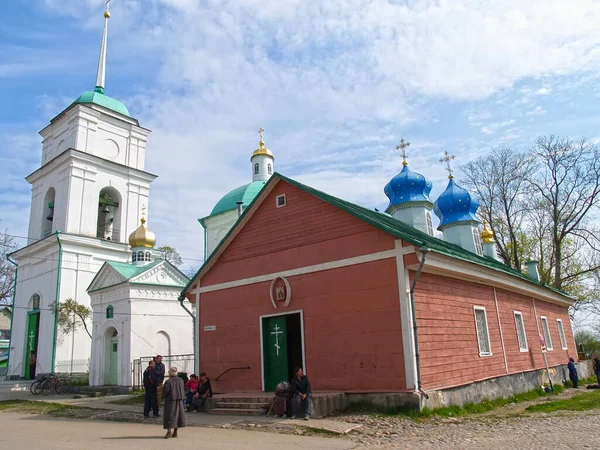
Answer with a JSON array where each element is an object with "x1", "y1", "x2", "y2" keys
[
  {"x1": 593, "y1": 354, "x2": 600, "y2": 386},
  {"x1": 143, "y1": 360, "x2": 160, "y2": 418},
  {"x1": 154, "y1": 355, "x2": 166, "y2": 411},
  {"x1": 191, "y1": 373, "x2": 213, "y2": 412},
  {"x1": 568, "y1": 357, "x2": 579, "y2": 388},
  {"x1": 291, "y1": 367, "x2": 312, "y2": 420},
  {"x1": 28, "y1": 351, "x2": 37, "y2": 380}
]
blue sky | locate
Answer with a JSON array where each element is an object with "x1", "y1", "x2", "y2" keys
[{"x1": 2, "y1": 0, "x2": 600, "y2": 276}]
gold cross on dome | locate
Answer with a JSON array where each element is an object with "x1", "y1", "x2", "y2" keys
[
  {"x1": 395, "y1": 138, "x2": 411, "y2": 165},
  {"x1": 258, "y1": 127, "x2": 265, "y2": 143},
  {"x1": 141, "y1": 205, "x2": 147, "y2": 222},
  {"x1": 439, "y1": 151, "x2": 456, "y2": 179}
]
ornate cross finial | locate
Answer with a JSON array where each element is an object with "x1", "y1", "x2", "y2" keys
[
  {"x1": 105, "y1": 0, "x2": 111, "y2": 17},
  {"x1": 395, "y1": 138, "x2": 411, "y2": 166},
  {"x1": 258, "y1": 127, "x2": 265, "y2": 144},
  {"x1": 439, "y1": 151, "x2": 456, "y2": 179},
  {"x1": 141, "y1": 205, "x2": 147, "y2": 223}
]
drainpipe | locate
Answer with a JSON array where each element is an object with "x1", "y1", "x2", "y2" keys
[
  {"x1": 236, "y1": 201, "x2": 243, "y2": 218},
  {"x1": 409, "y1": 246, "x2": 430, "y2": 399},
  {"x1": 179, "y1": 297, "x2": 196, "y2": 371},
  {"x1": 6, "y1": 255, "x2": 18, "y2": 379},
  {"x1": 51, "y1": 231, "x2": 63, "y2": 375}
]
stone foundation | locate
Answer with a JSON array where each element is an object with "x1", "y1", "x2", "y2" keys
[{"x1": 423, "y1": 362, "x2": 589, "y2": 409}]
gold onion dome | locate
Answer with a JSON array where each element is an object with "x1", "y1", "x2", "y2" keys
[
  {"x1": 129, "y1": 217, "x2": 156, "y2": 248},
  {"x1": 480, "y1": 221, "x2": 494, "y2": 243},
  {"x1": 251, "y1": 140, "x2": 274, "y2": 159}
]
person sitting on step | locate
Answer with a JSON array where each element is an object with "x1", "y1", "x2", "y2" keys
[
  {"x1": 190, "y1": 373, "x2": 213, "y2": 412},
  {"x1": 291, "y1": 367, "x2": 312, "y2": 420}
]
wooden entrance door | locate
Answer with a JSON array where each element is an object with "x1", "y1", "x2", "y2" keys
[
  {"x1": 262, "y1": 316, "x2": 288, "y2": 391},
  {"x1": 25, "y1": 312, "x2": 40, "y2": 380},
  {"x1": 108, "y1": 337, "x2": 118, "y2": 385}
]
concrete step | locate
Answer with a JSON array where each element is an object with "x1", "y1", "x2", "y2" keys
[
  {"x1": 217, "y1": 396, "x2": 272, "y2": 404},
  {"x1": 214, "y1": 401, "x2": 269, "y2": 410},
  {"x1": 208, "y1": 407, "x2": 266, "y2": 416}
]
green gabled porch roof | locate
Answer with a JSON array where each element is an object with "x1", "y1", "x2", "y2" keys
[
  {"x1": 106, "y1": 260, "x2": 162, "y2": 280},
  {"x1": 181, "y1": 173, "x2": 571, "y2": 300}
]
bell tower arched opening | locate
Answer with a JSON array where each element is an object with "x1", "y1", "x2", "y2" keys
[
  {"x1": 96, "y1": 187, "x2": 122, "y2": 242},
  {"x1": 42, "y1": 188, "x2": 56, "y2": 238}
]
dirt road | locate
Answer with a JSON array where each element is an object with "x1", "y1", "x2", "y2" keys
[{"x1": 3, "y1": 412, "x2": 354, "y2": 450}]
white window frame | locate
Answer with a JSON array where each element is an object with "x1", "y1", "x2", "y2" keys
[
  {"x1": 513, "y1": 311, "x2": 528, "y2": 352},
  {"x1": 276, "y1": 194, "x2": 286, "y2": 208},
  {"x1": 425, "y1": 211, "x2": 434, "y2": 236},
  {"x1": 473, "y1": 306, "x2": 492, "y2": 357},
  {"x1": 540, "y1": 316, "x2": 553, "y2": 351},
  {"x1": 556, "y1": 319, "x2": 568, "y2": 350}
]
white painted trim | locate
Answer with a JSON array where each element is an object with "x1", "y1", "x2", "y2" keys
[
  {"x1": 513, "y1": 311, "x2": 529, "y2": 352},
  {"x1": 194, "y1": 249, "x2": 397, "y2": 294},
  {"x1": 394, "y1": 240, "x2": 417, "y2": 391},
  {"x1": 195, "y1": 290, "x2": 200, "y2": 375},
  {"x1": 401, "y1": 245, "x2": 416, "y2": 255},
  {"x1": 259, "y1": 309, "x2": 305, "y2": 392},
  {"x1": 556, "y1": 319, "x2": 568, "y2": 350},
  {"x1": 409, "y1": 252, "x2": 573, "y2": 307},
  {"x1": 473, "y1": 306, "x2": 492, "y2": 357},
  {"x1": 493, "y1": 288, "x2": 508, "y2": 373},
  {"x1": 275, "y1": 194, "x2": 286, "y2": 208},
  {"x1": 540, "y1": 316, "x2": 553, "y2": 351}
]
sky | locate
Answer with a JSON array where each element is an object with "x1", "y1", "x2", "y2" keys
[{"x1": 2, "y1": 0, "x2": 600, "y2": 277}]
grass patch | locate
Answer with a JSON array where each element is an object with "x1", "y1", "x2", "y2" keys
[
  {"x1": 108, "y1": 394, "x2": 145, "y2": 406},
  {"x1": 0, "y1": 400, "x2": 84, "y2": 415},
  {"x1": 563, "y1": 376, "x2": 598, "y2": 388},
  {"x1": 525, "y1": 389, "x2": 600, "y2": 413}
]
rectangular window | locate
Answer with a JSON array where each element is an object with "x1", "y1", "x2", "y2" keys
[
  {"x1": 514, "y1": 311, "x2": 528, "y2": 352},
  {"x1": 474, "y1": 306, "x2": 492, "y2": 356},
  {"x1": 556, "y1": 319, "x2": 568, "y2": 350},
  {"x1": 276, "y1": 194, "x2": 286, "y2": 208},
  {"x1": 540, "y1": 316, "x2": 553, "y2": 351}
]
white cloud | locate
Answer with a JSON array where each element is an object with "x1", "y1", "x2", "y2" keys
[
  {"x1": 526, "y1": 106, "x2": 547, "y2": 116},
  {"x1": 480, "y1": 119, "x2": 516, "y2": 135},
  {"x1": 536, "y1": 87, "x2": 551, "y2": 95}
]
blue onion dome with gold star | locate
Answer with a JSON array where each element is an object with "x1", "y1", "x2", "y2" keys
[
  {"x1": 433, "y1": 178, "x2": 480, "y2": 230},
  {"x1": 384, "y1": 164, "x2": 433, "y2": 213}
]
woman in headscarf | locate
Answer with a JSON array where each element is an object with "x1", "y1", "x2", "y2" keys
[{"x1": 161, "y1": 366, "x2": 186, "y2": 438}]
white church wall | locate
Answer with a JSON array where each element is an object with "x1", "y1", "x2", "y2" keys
[{"x1": 203, "y1": 210, "x2": 238, "y2": 258}]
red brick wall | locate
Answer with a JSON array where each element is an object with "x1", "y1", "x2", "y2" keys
[
  {"x1": 200, "y1": 258, "x2": 406, "y2": 393},
  {"x1": 202, "y1": 181, "x2": 396, "y2": 286},
  {"x1": 414, "y1": 272, "x2": 576, "y2": 390}
]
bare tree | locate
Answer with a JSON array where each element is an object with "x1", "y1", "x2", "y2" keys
[
  {"x1": 526, "y1": 136, "x2": 600, "y2": 292},
  {"x1": 156, "y1": 245, "x2": 183, "y2": 267},
  {"x1": 52, "y1": 298, "x2": 92, "y2": 339},
  {"x1": 0, "y1": 223, "x2": 18, "y2": 305},
  {"x1": 461, "y1": 146, "x2": 534, "y2": 269}
]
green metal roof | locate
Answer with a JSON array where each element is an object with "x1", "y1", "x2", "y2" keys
[
  {"x1": 107, "y1": 260, "x2": 162, "y2": 280},
  {"x1": 72, "y1": 90, "x2": 130, "y2": 117},
  {"x1": 182, "y1": 173, "x2": 572, "y2": 301},
  {"x1": 203, "y1": 180, "x2": 268, "y2": 221}
]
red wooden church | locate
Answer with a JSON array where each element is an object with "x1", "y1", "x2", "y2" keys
[{"x1": 182, "y1": 172, "x2": 582, "y2": 409}]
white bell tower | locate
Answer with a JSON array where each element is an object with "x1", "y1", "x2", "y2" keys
[{"x1": 7, "y1": 1, "x2": 157, "y2": 380}]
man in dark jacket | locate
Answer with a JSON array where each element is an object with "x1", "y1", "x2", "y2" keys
[
  {"x1": 291, "y1": 367, "x2": 312, "y2": 420},
  {"x1": 568, "y1": 357, "x2": 579, "y2": 388},
  {"x1": 593, "y1": 354, "x2": 600, "y2": 386},
  {"x1": 143, "y1": 360, "x2": 160, "y2": 418},
  {"x1": 191, "y1": 373, "x2": 213, "y2": 412}
]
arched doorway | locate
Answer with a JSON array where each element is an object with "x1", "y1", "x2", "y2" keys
[
  {"x1": 24, "y1": 294, "x2": 41, "y2": 380},
  {"x1": 154, "y1": 331, "x2": 171, "y2": 367},
  {"x1": 105, "y1": 328, "x2": 119, "y2": 385},
  {"x1": 42, "y1": 188, "x2": 55, "y2": 239}
]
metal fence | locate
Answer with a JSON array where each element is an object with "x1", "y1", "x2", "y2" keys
[
  {"x1": 132, "y1": 354, "x2": 194, "y2": 389},
  {"x1": 54, "y1": 358, "x2": 90, "y2": 374}
]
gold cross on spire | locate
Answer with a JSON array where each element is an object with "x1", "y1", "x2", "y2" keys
[
  {"x1": 104, "y1": 0, "x2": 111, "y2": 18},
  {"x1": 395, "y1": 138, "x2": 411, "y2": 166},
  {"x1": 439, "y1": 151, "x2": 456, "y2": 179},
  {"x1": 258, "y1": 127, "x2": 265, "y2": 144},
  {"x1": 141, "y1": 205, "x2": 147, "y2": 224}
]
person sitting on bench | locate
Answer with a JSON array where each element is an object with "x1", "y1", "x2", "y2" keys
[{"x1": 291, "y1": 367, "x2": 312, "y2": 420}]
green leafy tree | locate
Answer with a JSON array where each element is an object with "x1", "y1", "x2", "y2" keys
[{"x1": 52, "y1": 298, "x2": 92, "y2": 339}]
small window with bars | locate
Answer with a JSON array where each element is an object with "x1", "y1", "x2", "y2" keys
[
  {"x1": 106, "y1": 305, "x2": 114, "y2": 319},
  {"x1": 268, "y1": 163, "x2": 272, "y2": 175},
  {"x1": 254, "y1": 163, "x2": 259, "y2": 175},
  {"x1": 514, "y1": 311, "x2": 528, "y2": 352},
  {"x1": 474, "y1": 306, "x2": 492, "y2": 356},
  {"x1": 425, "y1": 211, "x2": 434, "y2": 236},
  {"x1": 556, "y1": 319, "x2": 568, "y2": 350},
  {"x1": 541, "y1": 316, "x2": 553, "y2": 351}
]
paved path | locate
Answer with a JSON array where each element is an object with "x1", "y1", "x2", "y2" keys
[{"x1": 3, "y1": 412, "x2": 355, "y2": 449}]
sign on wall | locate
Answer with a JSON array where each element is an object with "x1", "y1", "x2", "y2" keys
[
  {"x1": 269, "y1": 277, "x2": 291, "y2": 309},
  {"x1": 204, "y1": 325, "x2": 216, "y2": 332}
]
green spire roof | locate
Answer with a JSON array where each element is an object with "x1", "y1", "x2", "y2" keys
[{"x1": 72, "y1": 89, "x2": 130, "y2": 117}]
